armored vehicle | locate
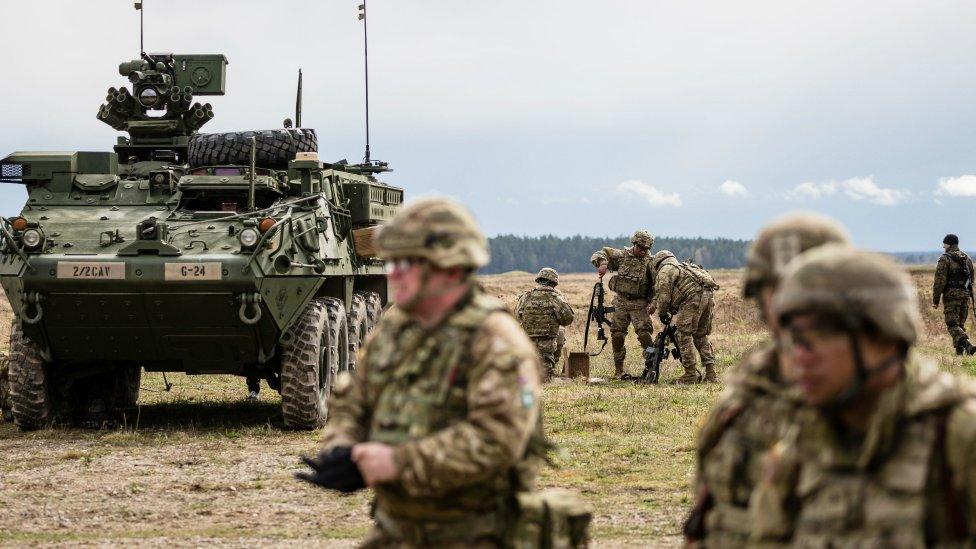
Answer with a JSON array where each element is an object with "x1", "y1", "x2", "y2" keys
[{"x1": 0, "y1": 53, "x2": 401, "y2": 430}]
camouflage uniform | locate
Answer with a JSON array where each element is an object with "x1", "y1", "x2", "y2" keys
[
  {"x1": 652, "y1": 252, "x2": 717, "y2": 383},
  {"x1": 751, "y1": 246, "x2": 976, "y2": 545},
  {"x1": 590, "y1": 230, "x2": 655, "y2": 377},
  {"x1": 686, "y1": 213, "x2": 850, "y2": 547},
  {"x1": 321, "y1": 198, "x2": 544, "y2": 547},
  {"x1": 752, "y1": 358, "x2": 976, "y2": 546},
  {"x1": 515, "y1": 268, "x2": 574, "y2": 381},
  {"x1": 933, "y1": 243, "x2": 975, "y2": 353}
]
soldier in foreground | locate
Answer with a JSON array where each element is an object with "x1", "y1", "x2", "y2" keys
[
  {"x1": 649, "y1": 251, "x2": 719, "y2": 383},
  {"x1": 298, "y1": 198, "x2": 545, "y2": 547},
  {"x1": 590, "y1": 230, "x2": 655, "y2": 378},
  {"x1": 933, "y1": 233, "x2": 976, "y2": 355},
  {"x1": 684, "y1": 213, "x2": 849, "y2": 546},
  {"x1": 751, "y1": 246, "x2": 976, "y2": 545},
  {"x1": 515, "y1": 268, "x2": 575, "y2": 381}
]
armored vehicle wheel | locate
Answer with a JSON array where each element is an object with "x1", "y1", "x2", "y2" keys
[
  {"x1": 0, "y1": 351, "x2": 10, "y2": 421},
  {"x1": 280, "y1": 298, "x2": 348, "y2": 430},
  {"x1": 348, "y1": 293, "x2": 370, "y2": 371},
  {"x1": 362, "y1": 291, "x2": 383, "y2": 335},
  {"x1": 187, "y1": 128, "x2": 317, "y2": 169},
  {"x1": 8, "y1": 323, "x2": 54, "y2": 430}
]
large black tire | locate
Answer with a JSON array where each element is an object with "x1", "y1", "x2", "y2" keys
[
  {"x1": 348, "y1": 293, "x2": 369, "y2": 371},
  {"x1": 187, "y1": 128, "x2": 317, "y2": 169},
  {"x1": 280, "y1": 298, "x2": 348, "y2": 430},
  {"x1": 9, "y1": 323, "x2": 53, "y2": 430},
  {"x1": 363, "y1": 291, "x2": 383, "y2": 336}
]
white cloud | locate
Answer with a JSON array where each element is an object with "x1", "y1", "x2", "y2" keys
[
  {"x1": 936, "y1": 175, "x2": 976, "y2": 197},
  {"x1": 617, "y1": 179, "x2": 682, "y2": 207},
  {"x1": 788, "y1": 181, "x2": 837, "y2": 200},
  {"x1": 841, "y1": 176, "x2": 909, "y2": 206},
  {"x1": 719, "y1": 180, "x2": 748, "y2": 198}
]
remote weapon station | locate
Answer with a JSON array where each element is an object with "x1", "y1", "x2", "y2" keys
[{"x1": 0, "y1": 40, "x2": 400, "y2": 429}]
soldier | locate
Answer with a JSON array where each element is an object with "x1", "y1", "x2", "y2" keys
[
  {"x1": 515, "y1": 268, "x2": 575, "y2": 381},
  {"x1": 299, "y1": 198, "x2": 544, "y2": 547},
  {"x1": 933, "y1": 233, "x2": 976, "y2": 355},
  {"x1": 751, "y1": 246, "x2": 976, "y2": 545},
  {"x1": 590, "y1": 230, "x2": 655, "y2": 378},
  {"x1": 650, "y1": 251, "x2": 719, "y2": 384},
  {"x1": 684, "y1": 213, "x2": 849, "y2": 546}
]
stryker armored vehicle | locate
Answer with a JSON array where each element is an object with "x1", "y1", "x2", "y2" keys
[{"x1": 0, "y1": 52, "x2": 401, "y2": 430}]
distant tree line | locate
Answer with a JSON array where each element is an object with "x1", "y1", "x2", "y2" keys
[{"x1": 484, "y1": 234, "x2": 751, "y2": 274}]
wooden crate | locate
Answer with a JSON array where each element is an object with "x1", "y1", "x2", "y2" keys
[{"x1": 352, "y1": 226, "x2": 380, "y2": 258}]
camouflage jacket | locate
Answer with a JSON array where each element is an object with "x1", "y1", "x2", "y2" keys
[
  {"x1": 590, "y1": 246, "x2": 654, "y2": 300},
  {"x1": 750, "y1": 356, "x2": 976, "y2": 546},
  {"x1": 514, "y1": 285, "x2": 574, "y2": 339},
  {"x1": 690, "y1": 340, "x2": 801, "y2": 547},
  {"x1": 934, "y1": 245, "x2": 974, "y2": 304},
  {"x1": 321, "y1": 287, "x2": 543, "y2": 522},
  {"x1": 653, "y1": 257, "x2": 709, "y2": 314}
]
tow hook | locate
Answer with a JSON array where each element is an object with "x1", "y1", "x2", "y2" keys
[
  {"x1": 22, "y1": 291, "x2": 44, "y2": 324},
  {"x1": 237, "y1": 292, "x2": 263, "y2": 325}
]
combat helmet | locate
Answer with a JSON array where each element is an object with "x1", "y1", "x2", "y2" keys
[
  {"x1": 744, "y1": 212, "x2": 850, "y2": 298},
  {"x1": 376, "y1": 197, "x2": 489, "y2": 269},
  {"x1": 631, "y1": 229, "x2": 654, "y2": 249},
  {"x1": 536, "y1": 267, "x2": 559, "y2": 286},
  {"x1": 774, "y1": 244, "x2": 920, "y2": 346}
]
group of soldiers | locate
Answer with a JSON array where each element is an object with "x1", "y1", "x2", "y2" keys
[
  {"x1": 688, "y1": 217, "x2": 976, "y2": 545},
  {"x1": 299, "y1": 196, "x2": 976, "y2": 547},
  {"x1": 514, "y1": 228, "x2": 722, "y2": 384}
]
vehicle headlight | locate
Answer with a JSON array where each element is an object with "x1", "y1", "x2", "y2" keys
[
  {"x1": 239, "y1": 228, "x2": 259, "y2": 248},
  {"x1": 21, "y1": 228, "x2": 43, "y2": 249}
]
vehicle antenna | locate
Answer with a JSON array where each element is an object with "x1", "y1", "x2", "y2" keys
[
  {"x1": 296, "y1": 69, "x2": 303, "y2": 128},
  {"x1": 358, "y1": 1, "x2": 370, "y2": 163},
  {"x1": 134, "y1": 1, "x2": 145, "y2": 56}
]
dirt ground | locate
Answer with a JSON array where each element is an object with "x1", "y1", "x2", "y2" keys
[{"x1": 0, "y1": 268, "x2": 972, "y2": 547}]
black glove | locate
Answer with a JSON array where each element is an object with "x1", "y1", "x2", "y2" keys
[
  {"x1": 294, "y1": 446, "x2": 366, "y2": 493},
  {"x1": 659, "y1": 313, "x2": 671, "y2": 325}
]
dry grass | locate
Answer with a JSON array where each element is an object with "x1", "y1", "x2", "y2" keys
[{"x1": 0, "y1": 269, "x2": 972, "y2": 547}]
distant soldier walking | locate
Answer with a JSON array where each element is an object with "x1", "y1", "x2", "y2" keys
[
  {"x1": 650, "y1": 251, "x2": 719, "y2": 383},
  {"x1": 933, "y1": 233, "x2": 976, "y2": 354},
  {"x1": 515, "y1": 268, "x2": 575, "y2": 381},
  {"x1": 590, "y1": 230, "x2": 655, "y2": 378}
]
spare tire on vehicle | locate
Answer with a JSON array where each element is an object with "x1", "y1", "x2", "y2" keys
[{"x1": 187, "y1": 128, "x2": 318, "y2": 169}]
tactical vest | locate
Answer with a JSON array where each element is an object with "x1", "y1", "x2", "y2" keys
[
  {"x1": 519, "y1": 287, "x2": 560, "y2": 338},
  {"x1": 944, "y1": 252, "x2": 972, "y2": 291},
  {"x1": 698, "y1": 344, "x2": 798, "y2": 545},
  {"x1": 793, "y1": 366, "x2": 972, "y2": 547},
  {"x1": 608, "y1": 250, "x2": 651, "y2": 298},
  {"x1": 365, "y1": 293, "x2": 526, "y2": 523}
]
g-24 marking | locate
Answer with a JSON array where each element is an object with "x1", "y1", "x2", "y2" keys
[{"x1": 164, "y1": 262, "x2": 222, "y2": 281}]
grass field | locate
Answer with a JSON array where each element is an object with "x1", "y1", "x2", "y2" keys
[{"x1": 1, "y1": 268, "x2": 973, "y2": 547}]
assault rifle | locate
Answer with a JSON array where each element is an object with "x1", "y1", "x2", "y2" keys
[
  {"x1": 583, "y1": 281, "x2": 614, "y2": 356},
  {"x1": 639, "y1": 313, "x2": 681, "y2": 383}
]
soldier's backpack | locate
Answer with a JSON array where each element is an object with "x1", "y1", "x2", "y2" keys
[
  {"x1": 946, "y1": 253, "x2": 973, "y2": 291},
  {"x1": 514, "y1": 489, "x2": 592, "y2": 548},
  {"x1": 680, "y1": 262, "x2": 720, "y2": 291}
]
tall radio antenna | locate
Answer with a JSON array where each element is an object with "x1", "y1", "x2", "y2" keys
[
  {"x1": 358, "y1": 1, "x2": 371, "y2": 163},
  {"x1": 134, "y1": 1, "x2": 145, "y2": 55}
]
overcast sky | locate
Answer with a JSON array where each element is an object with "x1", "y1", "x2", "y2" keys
[{"x1": 2, "y1": 1, "x2": 975, "y2": 251}]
